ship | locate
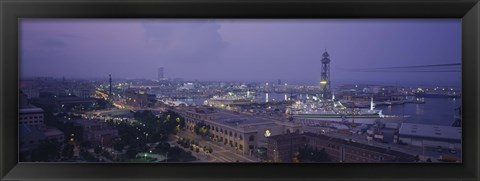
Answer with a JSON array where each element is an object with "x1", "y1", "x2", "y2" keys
[
  {"x1": 203, "y1": 91, "x2": 255, "y2": 108},
  {"x1": 290, "y1": 97, "x2": 383, "y2": 118}
]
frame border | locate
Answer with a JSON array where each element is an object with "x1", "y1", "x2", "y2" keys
[{"x1": 1, "y1": 0, "x2": 479, "y2": 181}]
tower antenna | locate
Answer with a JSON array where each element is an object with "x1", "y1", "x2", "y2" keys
[{"x1": 320, "y1": 49, "x2": 332, "y2": 99}]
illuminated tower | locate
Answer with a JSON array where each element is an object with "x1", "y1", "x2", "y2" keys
[
  {"x1": 265, "y1": 82, "x2": 269, "y2": 103},
  {"x1": 320, "y1": 49, "x2": 331, "y2": 98}
]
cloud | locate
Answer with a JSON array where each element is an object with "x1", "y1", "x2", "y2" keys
[{"x1": 141, "y1": 20, "x2": 229, "y2": 63}]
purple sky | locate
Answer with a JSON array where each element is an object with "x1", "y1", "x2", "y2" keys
[{"x1": 20, "y1": 19, "x2": 461, "y2": 86}]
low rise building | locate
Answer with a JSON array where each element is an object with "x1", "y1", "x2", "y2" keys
[
  {"x1": 178, "y1": 106, "x2": 300, "y2": 155},
  {"x1": 20, "y1": 88, "x2": 40, "y2": 98},
  {"x1": 56, "y1": 97, "x2": 98, "y2": 112},
  {"x1": 398, "y1": 123, "x2": 461, "y2": 150},
  {"x1": 72, "y1": 119, "x2": 119, "y2": 146},
  {"x1": 267, "y1": 132, "x2": 416, "y2": 162},
  {"x1": 267, "y1": 133, "x2": 306, "y2": 162},
  {"x1": 19, "y1": 125, "x2": 46, "y2": 152},
  {"x1": 125, "y1": 89, "x2": 156, "y2": 108},
  {"x1": 19, "y1": 107, "x2": 47, "y2": 130},
  {"x1": 19, "y1": 107, "x2": 64, "y2": 152},
  {"x1": 72, "y1": 85, "x2": 95, "y2": 98},
  {"x1": 303, "y1": 133, "x2": 414, "y2": 162}
]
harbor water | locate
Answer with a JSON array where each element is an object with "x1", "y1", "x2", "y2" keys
[
  {"x1": 378, "y1": 97, "x2": 461, "y2": 126},
  {"x1": 173, "y1": 93, "x2": 461, "y2": 127}
]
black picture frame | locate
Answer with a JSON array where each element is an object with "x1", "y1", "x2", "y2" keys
[{"x1": 1, "y1": 0, "x2": 479, "y2": 180}]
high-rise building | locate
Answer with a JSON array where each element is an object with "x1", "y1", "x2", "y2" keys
[
  {"x1": 158, "y1": 67, "x2": 164, "y2": 80},
  {"x1": 109, "y1": 74, "x2": 112, "y2": 98},
  {"x1": 320, "y1": 50, "x2": 331, "y2": 98}
]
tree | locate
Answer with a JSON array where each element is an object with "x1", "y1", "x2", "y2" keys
[
  {"x1": 194, "y1": 121, "x2": 209, "y2": 136},
  {"x1": 134, "y1": 110, "x2": 157, "y2": 127}
]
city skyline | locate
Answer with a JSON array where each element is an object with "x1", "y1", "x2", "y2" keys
[
  {"x1": 20, "y1": 19, "x2": 461, "y2": 86},
  {"x1": 18, "y1": 19, "x2": 463, "y2": 163}
]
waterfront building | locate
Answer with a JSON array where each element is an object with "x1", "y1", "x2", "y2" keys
[
  {"x1": 267, "y1": 132, "x2": 415, "y2": 162},
  {"x1": 303, "y1": 133, "x2": 415, "y2": 162},
  {"x1": 177, "y1": 106, "x2": 300, "y2": 155},
  {"x1": 267, "y1": 133, "x2": 306, "y2": 162},
  {"x1": 398, "y1": 123, "x2": 461, "y2": 150}
]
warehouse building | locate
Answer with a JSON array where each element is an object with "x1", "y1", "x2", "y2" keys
[{"x1": 398, "y1": 123, "x2": 461, "y2": 150}]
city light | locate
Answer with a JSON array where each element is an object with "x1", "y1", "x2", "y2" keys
[{"x1": 18, "y1": 20, "x2": 462, "y2": 164}]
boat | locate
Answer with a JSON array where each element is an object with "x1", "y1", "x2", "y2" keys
[
  {"x1": 290, "y1": 97, "x2": 384, "y2": 119},
  {"x1": 203, "y1": 92, "x2": 255, "y2": 107}
]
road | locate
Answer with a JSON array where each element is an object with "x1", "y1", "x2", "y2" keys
[{"x1": 171, "y1": 131, "x2": 258, "y2": 162}]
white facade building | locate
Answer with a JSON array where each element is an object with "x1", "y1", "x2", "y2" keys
[{"x1": 398, "y1": 123, "x2": 461, "y2": 149}]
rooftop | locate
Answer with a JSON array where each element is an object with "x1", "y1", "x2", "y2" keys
[
  {"x1": 268, "y1": 133, "x2": 305, "y2": 142},
  {"x1": 57, "y1": 97, "x2": 96, "y2": 103},
  {"x1": 19, "y1": 107, "x2": 44, "y2": 114},
  {"x1": 302, "y1": 132, "x2": 416, "y2": 161},
  {"x1": 187, "y1": 106, "x2": 278, "y2": 128},
  {"x1": 211, "y1": 110, "x2": 275, "y2": 127},
  {"x1": 72, "y1": 119, "x2": 105, "y2": 126},
  {"x1": 398, "y1": 123, "x2": 461, "y2": 141},
  {"x1": 44, "y1": 127, "x2": 64, "y2": 137}
]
